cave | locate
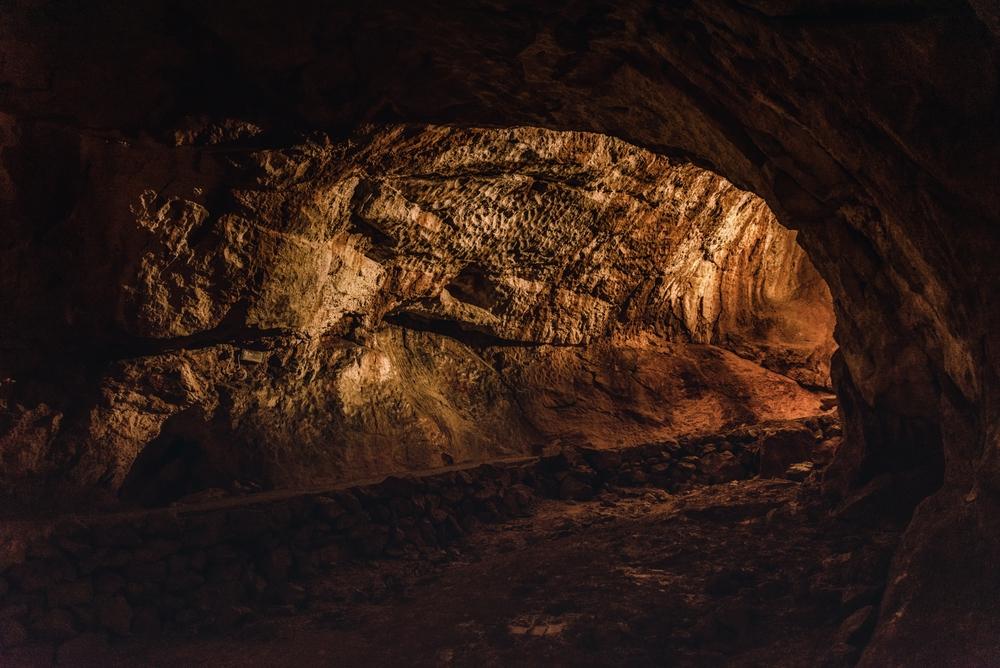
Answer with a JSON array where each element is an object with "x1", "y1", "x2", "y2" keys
[{"x1": 1, "y1": 2, "x2": 998, "y2": 666}]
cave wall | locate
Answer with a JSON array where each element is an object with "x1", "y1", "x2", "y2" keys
[
  {"x1": 0, "y1": 123, "x2": 829, "y2": 501},
  {"x1": 1, "y1": 1, "x2": 998, "y2": 661}
]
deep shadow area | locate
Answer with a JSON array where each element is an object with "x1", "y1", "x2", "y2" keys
[{"x1": 119, "y1": 430, "x2": 228, "y2": 508}]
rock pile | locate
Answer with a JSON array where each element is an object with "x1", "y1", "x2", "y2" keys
[
  {"x1": 550, "y1": 414, "x2": 840, "y2": 499},
  {"x1": 0, "y1": 416, "x2": 838, "y2": 652}
]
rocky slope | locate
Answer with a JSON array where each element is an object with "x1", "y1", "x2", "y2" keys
[{"x1": 0, "y1": 124, "x2": 831, "y2": 506}]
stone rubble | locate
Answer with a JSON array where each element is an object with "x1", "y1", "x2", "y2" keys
[{"x1": 0, "y1": 415, "x2": 838, "y2": 654}]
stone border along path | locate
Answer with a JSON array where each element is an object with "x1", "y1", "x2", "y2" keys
[{"x1": 0, "y1": 414, "x2": 840, "y2": 651}]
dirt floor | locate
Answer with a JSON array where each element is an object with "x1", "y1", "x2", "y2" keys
[{"x1": 29, "y1": 477, "x2": 899, "y2": 668}]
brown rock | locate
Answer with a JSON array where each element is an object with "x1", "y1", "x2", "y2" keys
[
  {"x1": 56, "y1": 633, "x2": 110, "y2": 666},
  {"x1": 837, "y1": 605, "x2": 876, "y2": 648},
  {"x1": 7, "y1": 561, "x2": 54, "y2": 593},
  {"x1": 783, "y1": 462, "x2": 814, "y2": 482},
  {"x1": 258, "y1": 546, "x2": 293, "y2": 583},
  {"x1": 0, "y1": 618, "x2": 28, "y2": 647},
  {"x1": 558, "y1": 476, "x2": 595, "y2": 501},
  {"x1": 581, "y1": 449, "x2": 623, "y2": 474},
  {"x1": 32, "y1": 608, "x2": 77, "y2": 642},
  {"x1": 47, "y1": 580, "x2": 94, "y2": 608},
  {"x1": 129, "y1": 607, "x2": 161, "y2": 636},
  {"x1": 314, "y1": 499, "x2": 346, "y2": 524},
  {"x1": 757, "y1": 423, "x2": 817, "y2": 478},
  {"x1": 97, "y1": 595, "x2": 132, "y2": 636},
  {"x1": 350, "y1": 526, "x2": 389, "y2": 557},
  {"x1": 620, "y1": 469, "x2": 649, "y2": 486},
  {"x1": 700, "y1": 451, "x2": 746, "y2": 483},
  {"x1": 501, "y1": 484, "x2": 534, "y2": 516}
]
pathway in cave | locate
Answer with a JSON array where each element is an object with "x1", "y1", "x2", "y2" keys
[{"x1": 98, "y1": 476, "x2": 901, "y2": 668}]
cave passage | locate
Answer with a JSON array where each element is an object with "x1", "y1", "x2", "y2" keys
[
  {"x1": 104, "y1": 124, "x2": 841, "y2": 510},
  {"x1": 2, "y1": 124, "x2": 876, "y2": 667},
  {"x1": 1, "y1": 2, "x2": 997, "y2": 665}
]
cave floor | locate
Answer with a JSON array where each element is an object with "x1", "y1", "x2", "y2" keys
[{"x1": 88, "y1": 479, "x2": 897, "y2": 668}]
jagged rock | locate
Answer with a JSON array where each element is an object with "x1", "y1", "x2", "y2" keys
[
  {"x1": 783, "y1": 462, "x2": 814, "y2": 482},
  {"x1": 0, "y1": 123, "x2": 831, "y2": 505},
  {"x1": 836, "y1": 605, "x2": 877, "y2": 648},
  {"x1": 756, "y1": 423, "x2": 817, "y2": 478}
]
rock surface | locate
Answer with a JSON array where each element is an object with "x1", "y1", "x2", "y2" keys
[
  {"x1": 0, "y1": 415, "x2": 842, "y2": 654},
  {"x1": 1, "y1": 1, "x2": 998, "y2": 661},
  {"x1": 0, "y1": 124, "x2": 832, "y2": 506},
  {"x1": 44, "y1": 477, "x2": 899, "y2": 668}
]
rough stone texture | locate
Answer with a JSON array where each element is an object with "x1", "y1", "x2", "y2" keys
[
  {"x1": 493, "y1": 335, "x2": 827, "y2": 450},
  {"x1": 1, "y1": 1, "x2": 998, "y2": 661},
  {"x1": 0, "y1": 123, "x2": 831, "y2": 505},
  {"x1": 90, "y1": 478, "x2": 899, "y2": 667},
  {"x1": 756, "y1": 421, "x2": 817, "y2": 477},
  {"x1": 0, "y1": 417, "x2": 837, "y2": 651}
]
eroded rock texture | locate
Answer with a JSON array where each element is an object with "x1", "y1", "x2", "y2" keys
[
  {"x1": 0, "y1": 124, "x2": 829, "y2": 503},
  {"x1": 1, "y1": 1, "x2": 998, "y2": 661}
]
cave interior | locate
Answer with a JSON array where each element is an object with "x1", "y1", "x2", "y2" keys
[{"x1": 0, "y1": 2, "x2": 998, "y2": 666}]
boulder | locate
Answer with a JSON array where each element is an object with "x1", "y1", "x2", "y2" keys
[
  {"x1": 700, "y1": 451, "x2": 746, "y2": 484},
  {"x1": 836, "y1": 605, "x2": 876, "y2": 648},
  {"x1": 756, "y1": 423, "x2": 817, "y2": 478}
]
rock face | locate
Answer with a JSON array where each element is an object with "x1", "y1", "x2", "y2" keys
[
  {"x1": 0, "y1": 123, "x2": 830, "y2": 504},
  {"x1": 1, "y1": 1, "x2": 998, "y2": 661}
]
